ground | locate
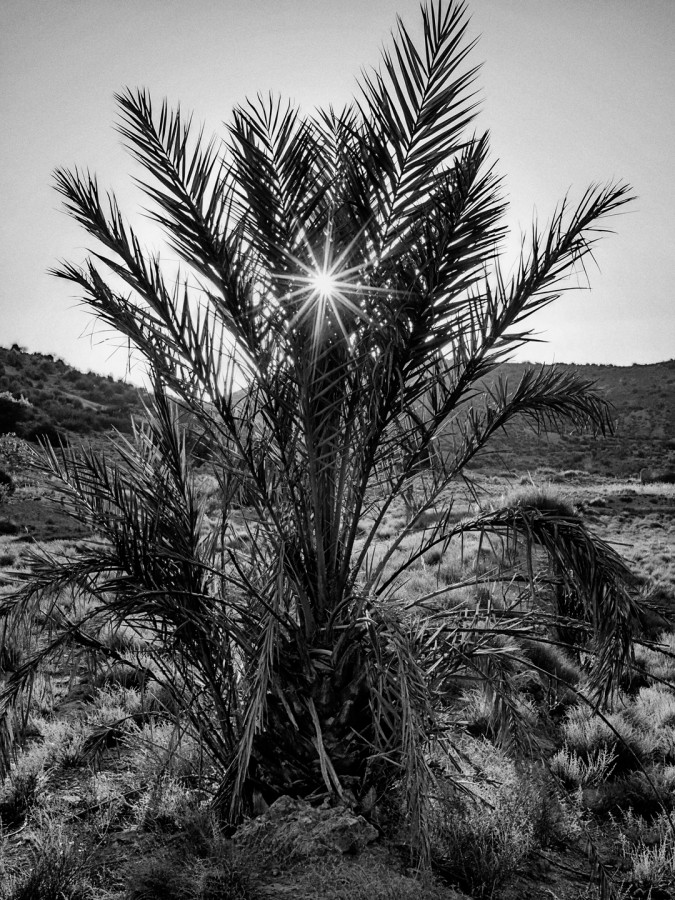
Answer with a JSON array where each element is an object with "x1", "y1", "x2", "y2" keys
[{"x1": 0, "y1": 468, "x2": 674, "y2": 899}]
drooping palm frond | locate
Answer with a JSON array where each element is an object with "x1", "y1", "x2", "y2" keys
[{"x1": 402, "y1": 501, "x2": 641, "y2": 705}]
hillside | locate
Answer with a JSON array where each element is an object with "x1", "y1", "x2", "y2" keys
[
  {"x1": 1, "y1": 345, "x2": 673, "y2": 477},
  {"x1": 0, "y1": 345, "x2": 145, "y2": 442},
  {"x1": 460, "y1": 360, "x2": 675, "y2": 477}
]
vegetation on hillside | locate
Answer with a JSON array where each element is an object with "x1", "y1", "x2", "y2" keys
[
  {"x1": 467, "y1": 360, "x2": 675, "y2": 478},
  {"x1": 3, "y1": 341, "x2": 673, "y2": 474},
  {"x1": 3, "y1": 340, "x2": 673, "y2": 481},
  {"x1": 2, "y1": 1, "x2": 673, "y2": 897},
  {"x1": 0, "y1": 345, "x2": 143, "y2": 442}
]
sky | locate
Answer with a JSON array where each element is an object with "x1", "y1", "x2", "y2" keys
[{"x1": 1, "y1": 0, "x2": 673, "y2": 380}]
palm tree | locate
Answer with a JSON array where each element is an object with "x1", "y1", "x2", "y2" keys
[{"x1": 1, "y1": 0, "x2": 639, "y2": 858}]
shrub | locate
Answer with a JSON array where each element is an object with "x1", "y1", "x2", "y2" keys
[
  {"x1": 1, "y1": 843, "x2": 89, "y2": 900},
  {"x1": 431, "y1": 797, "x2": 533, "y2": 897},
  {"x1": 563, "y1": 704, "x2": 650, "y2": 774},
  {"x1": 0, "y1": 469, "x2": 14, "y2": 498},
  {"x1": 0, "y1": 519, "x2": 19, "y2": 536},
  {"x1": 616, "y1": 811, "x2": 675, "y2": 896},
  {"x1": 0, "y1": 434, "x2": 35, "y2": 474},
  {"x1": 0, "y1": 745, "x2": 50, "y2": 827},
  {"x1": 629, "y1": 841, "x2": 675, "y2": 894},
  {"x1": 550, "y1": 745, "x2": 617, "y2": 789},
  {"x1": 500, "y1": 485, "x2": 576, "y2": 518},
  {"x1": 429, "y1": 742, "x2": 556, "y2": 897},
  {"x1": 519, "y1": 638, "x2": 580, "y2": 691},
  {"x1": 125, "y1": 846, "x2": 254, "y2": 900},
  {"x1": 0, "y1": 393, "x2": 31, "y2": 435},
  {"x1": 634, "y1": 632, "x2": 675, "y2": 683},
  {"x1": 628, "y1": 685, "x2": 675, "y2": 732}
]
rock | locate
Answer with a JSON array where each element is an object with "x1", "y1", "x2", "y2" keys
[{"x1": 234, "y1": 795, "x2": 379, "y2": 858}]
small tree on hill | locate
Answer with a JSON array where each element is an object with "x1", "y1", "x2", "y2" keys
[
  {"x1": 0, "y1": 393, "x2": 31, "y2": 438},
  {"x1": 2, "y1": 0, "x2": 639, "y2": 858}
]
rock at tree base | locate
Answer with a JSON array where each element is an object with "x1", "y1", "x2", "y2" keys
[{"x1": 234, "y1": 795, "x2": 379, "y2": 857}]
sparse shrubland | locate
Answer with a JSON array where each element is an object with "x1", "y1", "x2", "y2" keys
[
  {"x1": 0, "y1": 346, "x2": 144, "y2": 444},
  {"x1": 0, "y1": 472, "x2": 674, "y2": 897},
  {"x1": 3, "y1": 0, "x2": 675, "y2": 896}
]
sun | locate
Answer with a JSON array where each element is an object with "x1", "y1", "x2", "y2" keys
[
  {"x1": 310, "y1": 270, "x2": 338, "y2": 299},
  {"x1": 271, "y1": 222, "x2": 392, "y2": 346}
]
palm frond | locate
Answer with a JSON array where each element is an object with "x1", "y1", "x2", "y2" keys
[
  {"x1": 492, "y1": 181, "x2": 634, "y2": 339},
  {"x1": 116, "y1": 88, "x2": 235, "y2": 284},
  {"x1": 229, "y1": 94, "x2": 328, "y2": 274},
  {"x1": 357, "y1": 0, "x2": 480, "y2": 243},
  {"x1": 444, "y1": 503, "x2": 640, "y2": 704}
]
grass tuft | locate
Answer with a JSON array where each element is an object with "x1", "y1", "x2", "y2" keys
[{"x1": 0, "y1": 822, "x2": 90, "y2": 900}]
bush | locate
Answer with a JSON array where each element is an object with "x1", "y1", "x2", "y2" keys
[
  {"x1": 1, "y1": 829, "x2": 89, "y2": 900},
  {"x1": 0, "y1": 519, "x2": 19, "y2": 536},
  {"x1": 0, "y1": 753, "x2": 48, "y2": 827},
  {"x1": 429, "y1": 745, "x2": 556, "y2": 897},
  {"x1": 0, "y1": 469, "x2": 14, "y2": 497},
  {"x1": 550, "y1": 745, "x2": 617, "y2": 789},
  {"x1": 0, "y1": 394, "x2": 30, "y2": 435},
  {"x1": 562, "y1": 704, "x2": 650, "y2": 772}
]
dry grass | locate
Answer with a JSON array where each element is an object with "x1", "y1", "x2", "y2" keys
[
  {"x1": 428, "y1": 737, "x2": 563, "y2": 898},
  {"x1": 1, "y1": 470, "x2": 674, "y2": 898}
]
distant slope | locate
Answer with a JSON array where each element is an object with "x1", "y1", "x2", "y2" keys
[
  {"x1": 1, "y1": 345, "x2": 673, "y2": 476},
  {"x1": 466, "y1": 361, "x2": 675, "y2": 477},
  {"x1": 0, "y1": 345, "x2": 145, "y2": 442}
]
